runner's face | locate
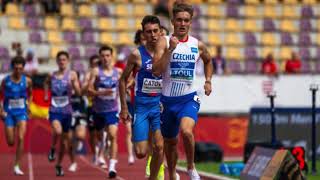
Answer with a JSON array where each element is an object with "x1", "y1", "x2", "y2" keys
[
  {"x1": 143, "y1": 23, "x2": 161, "y2": 45},
  {"x1": 172, "y1": 11, "x2": 192, "y2": 37},
  {"x1": 100, "y1": 50, "x2": 112, "y2": 67},
  {"x1": 57, "y1": 54, "x2": 69, "y2": 70},
  {"x1": 12, "y1": 63, "x2": 24, "y2": 76}
]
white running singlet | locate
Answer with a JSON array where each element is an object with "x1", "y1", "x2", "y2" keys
[{"x1": 162, "y1": 35, "x2": 200, "y2": 97}]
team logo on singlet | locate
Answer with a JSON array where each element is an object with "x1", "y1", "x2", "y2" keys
[{"x1": 191, "y1": 47, "x2": 198, "y2": 53}]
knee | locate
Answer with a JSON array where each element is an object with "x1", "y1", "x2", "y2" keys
[
  {"x1": 154, "y1": 142, "x2": 164, "y2": 154},
  {"x1": 7, "y1": 140, "x2": 14, "y2": 147},
  {"x1": 134, "y1": 147, "x2": 147, "y2": 159},
  {"x1": 181, "y1": 128, "x2": 193, "y2": 139}
]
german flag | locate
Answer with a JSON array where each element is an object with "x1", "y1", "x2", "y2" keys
[{"x1": 29, "y1": 88, "x2": 51, "y2": 119}]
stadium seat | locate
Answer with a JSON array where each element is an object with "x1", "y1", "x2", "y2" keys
[
  {"x1": 133, "y1": 4, "x2": 150, "y2": 17},
  {"x1": 244, "y1": 19, "x2": 260, "y2": 32},
  {"x1": 243, "y1": 5, "x2": 261, "y2": 18},
  {"x1": 300, "y1": 19, "x2": 312, "y2": 32},
  {"x1": 226, "y1": 5, "x2": 239, "y2": 18},
  {"x1": 72, "y1": 61, "x2": 85, "y2": 73},
  {"x1": 207, "y1": 5, "x2": 224, "y2": 18},
  {"x1": 262, "y1": 47, "x2": 278, "y2": 58},
  {"x1": 245, "y1": 47, "x2": 258, "y2": 61},
  {"x1": 47, "y1": 31, "x2": 63, "y2": 44},
  {"x1": 62, "y1": 18, "x2": 78, "y2": 31},
  {"x1": 263, "y1": 19, "x2": 276, "y2": 32},
  {"x1": 98, "y1": 18, "x2": 114, "y2": 31},
  {"x1": 280, "y1": 20, "x2": 298, "y2": 33},
  {"x1": 280, "y1": 47, "x2": 293, "y2": 60},
  {"x1": 78, "y1": 18, "x2": 93, "y2": 30},
  {"x1": 95, "y1": 0, "x2": 110, "y2": 3},
  {"x1": 0, "y1": 46, "x2": 9, "y2": 59},
  {"x1": 207, "y1": 19, "x2": 223, "y2": 32},
  {"x1": 8, "y1": 17, "x2": 25, "y2": 29},
  {"x1": 85, "y1": 47, "x2": 98, "y2": 58},
  {"x1": 280, "y1": 32, "x2": 293, "y2": 46},
  {"x1": 50, "y1": 46, "x2": 65, "y2": 59},
  {"x1": 263, "y1": 6, "x2": 279, "y2": 19},
  {"x1": 1, "y1": 61, "x2": 10, "y2": 73},
  {"x1": 117, "y1": 32, "x2": 134, "y2": 45},
  {"x1": 264, "y1": 0, "x2": 278, "y2": 5},
  {"x1": 316, "y1": 33, "x2": 320, "y2": 46},
  {"x1": 282, "y1": 5, "x2": 299, "y2": 19},
  {"x1": 100, "y1": 32, "x2": 115, "y2": 45},
  {"x1": 78, "y1": 4, "x2": 94, "y2": 17},
  {"x1": 225, "y1": 19, "x2": 241, "y2": 32},
  {"x1": 299, "y1": 48, "x2": 311, "y2": 61},
  {"x1": 207, "y1": 0, "x2": 223, "y2": 4},
  {"x1": 261, "y1": 33, "x2": 278, "y2": 46},
  {"x1": 244, "y1": 60, "x2": 259, "y2": 74},
  {"x1": 81, "y1": 31, "x2": 96, "y2": 44},
  {"x1": 29, "y1": 31, "x2": 42, "y2": 44},
  {"x1": 301, "y1": 61, "x2": 312, "y2": 73},
  {"x1": 225, "y1": 33, "x2": 243, "y2": 46},
  {"x1": 245, "y1": 0, "x2": 260, "y2": 5},
  {"x1": 283, "y1": 0, "x2": 299, "y2": 5},
  {"x1": 63, "y1": 31, "x2": 77, "y2": 44},
  {"x1": 301, "y1": 6, "x2": 314, "y2": 18},
  {"x1": 132, "y1": 0, "x2": 148, "y2": 3},
  {"x1": 244, "y1": 32, "x2": 258, "y2": 45},
  {"x1": 60, "y1": 3, "x2": 74, "y2": 17},
  {"x1": 115, "y1": 18, "x2": 131, "y2": 31},
  {"x1": 96, "y1": 4, "x2": 110, "y2": 17},
  {"x1": 44, "y1": 17, "x2": 59, "y2": 30},
  {"x1": 227, "y1": 60, "x2": 242, "y2": 74},
  {"x1": 114, "y1": 4, "x2": 130, "y2": 17},
  {"x1": 24, "y1": 4, "x2": 38, "y2": 16},
  {"x1": 226, "y1": 47, "x2": 243, "y2": 61},
  {"x1": 302, "y1": 0, "x2": 317, "y2": 5},
  {"x1": 299, "y1": 33, "x2": 312, "y2": 46},
  {"x1": 208, "y1": 33, "x2": 222, "y2": 45},
  {"x1": 26, "y1": 17, "x2": 40, "y2": 29},
  {"x1": 5, "y1": 3, "x2": 21, "y2": 16},
  {"x1": 68, "y1": 46, "x2": 81, "y2": 59}
]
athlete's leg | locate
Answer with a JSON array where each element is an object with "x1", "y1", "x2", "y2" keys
[
  {"x1": 180, "y1": 117, "x2": 196, "y2": 170},
  {"x1": 48, "y1": 120, "x2": 62, "y2": 162},
  {"x1": 125, "y1": 121, "x2": 134, "y2": 164},
  {"x1": 4, "y1": 115, "x2": 15, "y2": 146},
  {"x1": 106, "y1": 124, "x2": 118, "y2": 178},
  {"x1": 67, "y1": 130, "x2": 77, "y2": 172},
  {"x1": 149, "y1": 129, "x2": 164, "y2": 180},
  {"x1": 164, "y1": 138, "x2": 178, "y2": 180},
  {"x1": 15, "y1": 121, "x2": 27, "y2": 168}
]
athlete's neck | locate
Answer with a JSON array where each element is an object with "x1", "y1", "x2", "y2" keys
[
  {"x1": 145, "y1": 43, "x2": 155, "y2": 55},
  {"x1": 102, "y1": 64, "x2": 112, "y2": 71},
  {"x1": 11, "y1": 74, "x2": 22, "y2": 82},
  {"x1": 58, "y1": 68, "x2": 67, "y2": 74},
  {"x1": 173, "y1": 33, "x2": 188, "y2": 42}
]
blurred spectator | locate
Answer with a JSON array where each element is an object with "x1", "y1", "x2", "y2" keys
[
  {"x1": 285, "y1": 52, "x2": 301, "y2": 74},
  {"x1": 212, "y1": 45, "x2": 227, "y2": 75},
  {"x1": 42, "y1": 0, "x2": 60, "y2": 14},
  {"x1": 24, "y1": 48, "x2": 38, "y2": 76},
  {"x1": 261, "y1": 53, "x2": 278, "y2": 75}
]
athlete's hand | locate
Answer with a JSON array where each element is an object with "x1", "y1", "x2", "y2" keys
[
  {"x1": 0, "y1": 108, "x2": 7, "y2": 119},
  {"x1": 204, "y1": 81, "x2": 212, "y2": 96},
  {"x1": 168, "y1": 36, "x2": 179, "y2": 52},
  {"x1": 119, "y1": 110, "x2": 131, "y2": 123}
]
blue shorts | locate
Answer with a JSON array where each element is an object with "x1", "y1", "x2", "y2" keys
[
  {"x1": 5, "y1": 113, "x2": 28, "y2": 127},
  {"x1": 93, "y1": 111, "x2": 119, "y2": 131},
  {"x1": 132, "y1": 96, "x2": 161, "y2": 142},
  {"x1": 160, "y1": 92, "x2": 200, "y2": 139},
  {"x1": 49, "y1": 112, "x2": 72, "y2": 133}
]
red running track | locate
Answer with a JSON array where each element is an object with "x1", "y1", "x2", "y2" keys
[{"x1": 0, "y1": 153, "x2": 218, "y2": 180}]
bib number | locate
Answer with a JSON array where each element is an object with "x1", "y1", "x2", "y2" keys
[
  {"x1": 170, "y1": 62, "x2": 195, "y2": 83},
  {"x1": 52, "y1": 96, "x2": 69, "y2": 107},
  {"x1": 8, "y1": 98, "x2": 25, "y2": 109},
  {"x1": 98, "y1": 87, "x2": 116, "y2": 100},
  {"x1": 142, "y1": 78, "x2": 162, "y2": 94}
]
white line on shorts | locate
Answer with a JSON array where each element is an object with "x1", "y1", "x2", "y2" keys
[
  {"x1": 28, "y1": 153, "x2": 34, "y2": 180},
  {"x1": 79, "y1": 155, "x2": 125, "y2": 180}
]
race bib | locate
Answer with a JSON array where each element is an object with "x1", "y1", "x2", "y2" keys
[
  {"x1": 98, "y1": 87, "x2": 116, "y2": 100},
  {"x1": 52, "y1": 96, "x2": 69, "y2": 107},
  {"x1": 142, "y1": 78, "x2": 162, "y2": 94},
  {"x1": 8, "y1": 98, "x2": 25, "y2": 109},
  {"x1": 170, "y1": 62, "x2": 195, "y2": 83}
]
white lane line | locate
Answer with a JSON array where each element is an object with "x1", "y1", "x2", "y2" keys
[
  {"x1": 28, "y1": 153, "x2": 34, "y2": 180},
  {"x1": 79, "y1": 155, "x2": 125, "y2": 180}
]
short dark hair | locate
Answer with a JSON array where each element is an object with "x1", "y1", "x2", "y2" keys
[
  {"x1": 56, "y1": 51, "x2": 69, "y2": 60},
  {"x1": 141, "y1": 15, "x2": 161, "y2": 31},
  {"x1": 161, "y1": 25, "x2": 169, "y2": 35},
  {"x1": 172, "y1": 3, "x2": 194, "y2": 18},
  {"x1": 11, "y1": 56, "x2": 26, "y2": 68},
  {"x1": 89, "y1": 55, "x2": 100, "y2": 65},
  {"x1": 99, "y1": 45, "x2": 113, "y2": 55},
  {"x1": 134, "y1": 29, "x2": 143, "y2": 45}
]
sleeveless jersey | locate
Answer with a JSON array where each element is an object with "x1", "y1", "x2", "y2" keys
[
  {"x1": 92, "y1": 68, "x2": 119, "y2": 113},
  {"x1": 135, "y1": 45, "x2": 162, "y2": 97},
  {"x1": 49, "y1": 71, "x2": 73, "y2": 114},
  {"x1": 3, "y1": 75, "x2": 28, "y2": 115},
  {"x1": 162, "y1": 35, "x2": 200, "y2": 96}
]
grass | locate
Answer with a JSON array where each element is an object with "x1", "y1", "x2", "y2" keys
[{"x1": 177, "y1": 160, "x2": 320, "y2": 180}]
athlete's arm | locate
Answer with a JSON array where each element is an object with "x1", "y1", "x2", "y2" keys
[
  {"x1": 152, "y1": 36, "x2": 172, "y2": 77},
  {"x1": 71, "y1": 71, "x2": 81, "y2": 96},
  {"x1": 0, "y1": 80, "x2": 6, "y2": 118},
  {"x1": 87, "y1": 67, "x2": 99, "y2": 97},
  {"x1": 81, "y1": 71, "x2": 91, "y2": 95},
  {"x1": 26, "y1": 77, "x2": 33, "y2": 104},
  {"x1": 43, "y1": 74, "x2": 51, "y2": 101},
  {"x1": 119, "y1": 50, "x2": 139, "y2": 122},
  {"x1": 199, "y1": 41, "x2": 213, "y2": 96}
]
